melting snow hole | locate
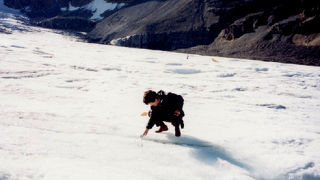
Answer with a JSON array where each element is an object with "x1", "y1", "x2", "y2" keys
[
  {"x1": 282, "y1": 73, "x2": 314, "y2": 78},
  {"x1": 233, "y1": 88, "x2": 247, "y2": 91},
  {"x1": 218, "y1": 73, "x2": 236, "y2": 78},
  {"x1": 102, "y1": 67, "x2": 121, "y2": 71},
  {"x1": 166, "y1": 63, "x2": 183, "y2": 66},
  {"x1": 71, "y1": 66, "x2": 98, "y2": 72},
  {"x1": 255, "y1": 68, "x2": 269, "y2": 72},
  {"x1": 168, "y1": 69, "x2": 201, "y2": 74},
  {"x1": 33, "y1": 48, "x2": 53, "y2": 56},
  {"x1": 0, "y1": 174, "x2": 10, "y2": 180},
  {"x1": 257, "y1": 104, "x2": 286, "y2": 109},
  {"x1": 11, "y1": 45, "x2": 25, "y2": 48}
]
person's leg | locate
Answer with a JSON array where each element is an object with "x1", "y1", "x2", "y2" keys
[
  {"x1": 179, "y1": 117, "x2": 184, "y2": 129},
  {"x1": 155, "y1": 120, "x2": 168, "y2": 133},
  {"x1": 171, "y1": 116, "x2": 184, "y2": 128},
  {"x1": 155, "y1": 120, "x2": 166, "y2": 127},
  {"x1": 174, "y1": 125, "x2": 181, "y2": 137},
  {"x1": 170, "y1": 116, "x2": 182, "y2": 137}
]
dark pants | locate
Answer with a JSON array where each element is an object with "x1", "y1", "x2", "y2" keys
[{"x1": 155, "y1": 115, "x2": 183, "y2": 128}]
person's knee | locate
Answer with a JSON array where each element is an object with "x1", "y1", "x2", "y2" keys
[{"x1": 155, "y1": 120, "x2": 165, "y2": 126}]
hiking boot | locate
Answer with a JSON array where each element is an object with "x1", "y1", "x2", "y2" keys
[
  {"x1": 155, "y1": 125, "x2": 168, "y2": 133},
  {"x1": 175, "y1": 126, "x2": 181, "y2": 137}
]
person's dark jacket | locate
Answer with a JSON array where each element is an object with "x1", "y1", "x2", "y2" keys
[{"x1": 146, "y1": 91, "x2": 184, "y2": 129}]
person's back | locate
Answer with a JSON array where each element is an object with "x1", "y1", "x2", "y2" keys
[{"x1": 165, "y1": 92, "x2": 184, "y2": 117}]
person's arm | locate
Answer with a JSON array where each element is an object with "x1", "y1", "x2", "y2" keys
[
  {"x1": 142, "y1": 110, "x2": 155, "y2": 136},
  {"x1": 146, "y1": 116, "x2": 155, "y2": 129},
  {"x1": 142, "y1": 128, "x2": 149, "y2": 136}
]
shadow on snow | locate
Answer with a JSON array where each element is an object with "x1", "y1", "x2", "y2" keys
[{"x1": 143, "y1": 133, "x2": 251, "y2": 171}]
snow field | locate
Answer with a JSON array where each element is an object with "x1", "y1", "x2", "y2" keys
[{"x1": 1, "y1": 11, "x2": 320, "y2": 180}]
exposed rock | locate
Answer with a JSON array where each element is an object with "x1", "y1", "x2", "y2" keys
[
  {"x1": 292, "y1": 33, "x2": 320, "y2": 46},
  {"x1": 4, "y1": 0, "x2": 68, "y2": 10},
  {"x1": 2, "y1": 0, "x2": 320, "y2": 65},
  {"x1": 4, "y1": 0, "x2": 31, "y2": 9},
  {"x1": 70, "y1": 0, "x2": 93, "y2": 7},
  {"x1": 88, "y1": 0, "x2": 218, "y2": 49},
  {"x1": 3, "y1": 0, "x2": 124, "y2": 18},
  {"x1": 109, "y1": 31, "x2": 212, "y2": 50},
  {"x1": 3, "y1": 0, "x2": 126, "y2": 30},
  {"x1": 88, "y1": 0, "x2": 319, "y2": 66},
  {"x1": 4, "y1": 0, "x2": 61, "y2": 18},
  {"x1": 35, "y1": 16, "x2": 96, "y2": 32},
  {"x1": 57, "y1": 0, "x2": 70, "y2": 8},
  {"x1": 106, "y1": 0, "x2": 135, "y2": 2},
  {"x1": 220, "y1": 12, "x2": 266, "y2": 40}
]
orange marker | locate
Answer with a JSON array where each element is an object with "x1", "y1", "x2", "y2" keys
[{"x1": 211, "y1": 58, "x2": 219, "y2": 62}]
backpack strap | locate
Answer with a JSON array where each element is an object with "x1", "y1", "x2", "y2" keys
[{"x1": 157, "y1": 90, "x2": 166, "y2": 100}]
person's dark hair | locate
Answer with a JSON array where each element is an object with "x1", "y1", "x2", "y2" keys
[{"x1": 143, "y1": 90, "x2": 159, "y2": 105}]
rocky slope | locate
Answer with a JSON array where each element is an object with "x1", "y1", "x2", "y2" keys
[
  {"x1": 3, "y1": 0, "x2": 130, "y2": 32},
  {"x1": 88, "y1": 0, "x2": 218, "y2": 49},
  {"x1": 88, "y1": 0, "x2": 320, "y2": 65},
  {"x1": 3, "y1": 0, "x2": 130, "y2": 18},
  {"x1": 3, "y1": 0, "x2": 320, "y2": 65}
]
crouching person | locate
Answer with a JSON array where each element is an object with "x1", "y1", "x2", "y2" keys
[{"x1": 141, "y1": 90, "x2": 185, "y2": 137}]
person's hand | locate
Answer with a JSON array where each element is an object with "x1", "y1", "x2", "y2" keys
[
  {"x1": 174, "y1": 110, "x2": 181, "y2": 116},
  {"x1": 142, "y1": 128, "x2": 149, "y2": 137}
]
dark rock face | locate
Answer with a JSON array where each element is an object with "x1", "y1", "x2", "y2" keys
[
  {"x1": 4, "y1": 0, "x2": 30, "y2": 9},
  {"x1": 70, "y1": 0, "x2": 92, "y2": 7},
  {"x1": 57, "y1": 0, "x2": 70, "y2": 8},
  {"x1": 87, "y1": 0, "x2": 320, "y2": 66},
  {"x1": 5, "y1": 0, "x2": 69, "y2": 10},
  {"x1": 221, "y1": 12, "x2": 264, "y2": 40},
  {"x1": 2, "y1": 0, "x2": 120, "y2": 31},
  {"x1": 4, "y1": 0, "x2": 134, "y2": 11},
  {"x1": 3, "y1": 0, "x2": 320, "y2": 65},
  {"x1": 110, "y1": 31, "x2": 213, "y2": 50},
  {"x1": 3, "y1": 0, "x2": 98, "y2": 17},
  {"x1": 35, "y1": 16, "x2": 96, "y2": 32},
  {"x1": 4, "y1": 0, "x2": 61, "y2": 17},
  {"x1": 88, "y1": 0, "x2": 218, "y2": 49},
  {"x1": 203, "y1": 0, "x2": 320, "y2": 65}
]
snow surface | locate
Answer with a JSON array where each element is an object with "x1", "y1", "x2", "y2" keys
[
  {"x1": 1, "y1": 11, "x2": 320, "y2": 180},
  {"x1": 67, "y1": 0, "x2": 125, "y2": 20}
]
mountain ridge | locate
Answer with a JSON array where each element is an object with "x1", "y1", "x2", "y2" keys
[{"x1": 2, "y1": 0, "x2": 320, "y2": 66}]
